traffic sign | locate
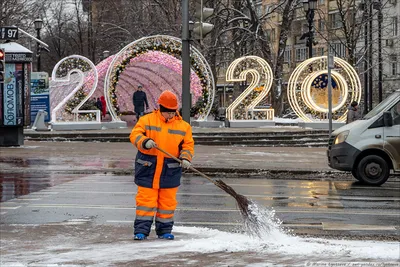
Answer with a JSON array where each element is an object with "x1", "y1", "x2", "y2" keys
[{"x1": 0, "y1": 27, "x2": 19, "y2": 40}]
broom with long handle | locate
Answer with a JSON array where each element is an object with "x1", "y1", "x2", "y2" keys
[{"x1": 155, "y1": 146, "x2": 261, "y2": 233}]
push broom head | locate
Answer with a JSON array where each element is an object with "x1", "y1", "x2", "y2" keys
[
  {"x1": 151, "y1": 146, "x2": 265, "y2": 237},
  {"x1": 214, "y1": 179, "x2": 265, "y2": 238}
]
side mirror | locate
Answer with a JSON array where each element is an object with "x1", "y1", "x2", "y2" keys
[{"x1": 383, "y1": 111, "x2": 393, "y2": 127}]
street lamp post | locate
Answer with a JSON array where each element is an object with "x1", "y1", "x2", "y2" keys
[
  {"x1": 376, "y1": 0, "x2": 383, "y2": 103},
  {"x1": 34, "y1": 19, "x2": 43, "y2": 72},
  {"x1": 103, "y1": 50, "x2": 110, "y2": 60},
  {"x1": 182, "y1": 0, "x2": 191, "y2": 123},
  {"x1": 303, "y1": 0, "x2": 317, "y2": 58}
]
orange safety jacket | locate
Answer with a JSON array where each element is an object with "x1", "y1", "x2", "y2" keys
[{"x1": 130, "y1": 110, "x2": 194, "y2": 189}]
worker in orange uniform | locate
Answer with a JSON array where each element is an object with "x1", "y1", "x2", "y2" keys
[{"x1": 129, "y1": 90, "x2": 194, "y2": 240}]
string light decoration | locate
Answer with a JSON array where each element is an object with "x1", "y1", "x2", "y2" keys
[
  {"x1": 50, "y1": 56, "x2": 115, "y2": 122},
  {"x1": 114, "y1": 51, "x2": 203, "y2": 113},
  {"x1": 225, "y1": 56, "x2": 274, "y2": 121},
  {"x1": 287, "y1": 56, "x2": 361, "y2": 122},
  {"x1": 50, "y1": 55, "x2": 99, "y2": 123},
  {"x1": 103, "y1": 35, "x2": 215, "y2": 121}
]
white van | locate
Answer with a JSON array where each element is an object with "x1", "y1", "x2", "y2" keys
[{"x1": 327, "y1": 90, "x2": 400, "y2": 185}]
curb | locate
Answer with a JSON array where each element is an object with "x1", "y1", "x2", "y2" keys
[
  {"x1": 0, "y1": 167, "x2": 355, "y2": 180},
  {"x1": 3, "y1": 167, "x2": 398, "y2": 181}
]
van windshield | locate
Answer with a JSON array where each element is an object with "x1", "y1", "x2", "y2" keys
[{"x1": 363, "y1": 91, "x2": 400, "y2": 119}]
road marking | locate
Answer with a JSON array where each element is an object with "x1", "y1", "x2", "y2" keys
[
  {"x1": 106, "y1": 220, "x2": 322, "y2": 228},
  {"x1": 0, "y1": 206, "x2": 21, "y2": 210},
  {"x1": 106, "y1": 220, "x2": 395, "y2": 231},
  {"x1": 14, "y1": 198, "x2": 41, "y2": 201},
  {"x1": 60, "y1": 190, "x2": 400, "y2": 202},
  {"x1": 43, "y1": 218, "x2": 93, "y2": 226},
  {"x1": 29, "y1": 204, "x2": 135, "y2": 210},
  {"x1": 106, "y1": 220, "x2": 241, "y2": 226},
  {"x1": 322, "y1": 222, "x2": 397, "y2": 231},
  {"x1": 29, "y1": 192, "x2": 59, "y2": 195},
  {"x1": 55, "y1": 181, "x2": 134, "y2": 184},
  {"x1": 26, "y1": 204, "x2": 400, "y2": 216},
  {"x1": 314, "y1": 181, "x2": 344, "y2": 209}
]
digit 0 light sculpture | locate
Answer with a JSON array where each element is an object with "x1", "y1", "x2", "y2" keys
[
  {"x1": 287, "y1": 56, "x2": 361, "y2": 122},
  {"x1": 103, "y1": 35, "x2": 215, "y2": 122},
  {"x1": 225, "y1": 56, "x2": 274, "y2": 121}
]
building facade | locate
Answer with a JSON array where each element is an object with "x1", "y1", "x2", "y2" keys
[{"x1": 263, "y1": 0, "x2": 399, "y2": 108}]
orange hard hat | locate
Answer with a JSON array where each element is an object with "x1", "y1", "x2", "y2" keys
[{"x1": 157, "y1": 90, "x2": 179, "y2": 110}]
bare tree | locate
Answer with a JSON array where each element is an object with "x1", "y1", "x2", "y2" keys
[
  {"x1": 203, "y1": 0, "x2": 301, "y2": 114},
  {"x1": 0, "y1": 0, "x2": 40, "y2": 28}
]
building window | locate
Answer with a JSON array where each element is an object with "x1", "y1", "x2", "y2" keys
[
  {"x1": 255, "y1": 1, "x2": 263, "y2": 17},
  {"x1": 302, "y1": 23, "x2": 309, "y2": 33},
  {"x1": 390, "y1": 55, "x2": 398, "y2": 76},
  {"x1": 266, "y1": 29, "x2": 276, "y2": 42},
  {"x1": 392, "y1": 17, "x2": 398, "y2": 36},
  {"x1": 318, "y1": 47, "x2": 325, "y2": 56},
  {"x1": 329, "y1": 43, "x2": 346, "y2": 57},
  {"x1": 295, "y1": 47, "x2": 307, "y2": 61},
  {"x1": 329, "y1": 12, "x2": 343, "y2": 29},
  {"x1": 284, "y1": 48, "x2": 291, "y2": 63},
  {"x1": 318, "y1": 19, "x2": 325, "y2": 32}
]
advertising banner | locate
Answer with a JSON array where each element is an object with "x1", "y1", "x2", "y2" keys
[
  {"x1": 0, "y1": 84, "x2": 3, "y2": 126},
  {"x1": 15, "y1": 64, "x2": 24, "y2": 125},
  {"x1": 3, "y1": 63, "x2": 23, "y2": 126},
  {"x1": 30, "y1": 72, "x2": 50, "y2": 122},
  {"x1": 24, "y1": 63, "x2": 31, "y2": 126}
]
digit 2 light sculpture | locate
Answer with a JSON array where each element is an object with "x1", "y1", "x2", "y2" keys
[{"x1": 225, "y1": 56, "x2": 274, "y2": 121}]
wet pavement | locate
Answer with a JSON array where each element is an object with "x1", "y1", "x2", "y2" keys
[
  {"x1": 1, "y1": 139, "x2": 399, "y2": 266},
  {"x1": 2, "y1": 175, "x2": 398, "y2": 233},
  {"x1": 0, "y1": 174, "x2": 399, "y2": 266},
  {"x1": 0, "y1": 173, "x2": 85, "y2": 202},
  {"x1": 0, "y1": 140, "x2": 348, "y2": 175}
]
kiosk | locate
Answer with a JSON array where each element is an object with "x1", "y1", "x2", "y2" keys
[{"x1": 0, "y1": 42, "x2": 33, "y2": 146}]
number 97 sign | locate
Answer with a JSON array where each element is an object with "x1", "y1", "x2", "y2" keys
[{"x1": 1, "y1": 27, "x2": 19, "y2": 40}]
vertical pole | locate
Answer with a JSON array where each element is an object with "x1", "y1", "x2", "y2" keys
[
  {"x1": 88, "y1": 0, "x2": 94, "y2": 62},
  {"x1": 199, "y1": 0, "x2": 203, "y2": 45},
  {"x1": 363, "y1": 2, "x2": 368, "y2": 114},
  {"x1": 223, "y1": 85, "x2": 226, "y2": 107},
  {"x1": 36, "y1": 29, "x2": 41, "y2": 72},
  {"x1": 308, "y1": 10, "x2": 313, "y2": 58},
  {"x1": 328, "y1": 53, "x2": 333, "y2": 138},
  {"x1": 182, "y1": 0, "x2": 191, "y2": 123},
  {"x1": 378, "y1": 1, "x2": 383, "y2": 102},
  {"x1": 368, "y1": 1, "x2": 373, "y2": 111}
]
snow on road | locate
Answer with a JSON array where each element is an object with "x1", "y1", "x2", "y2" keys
[{"x1": 1, "y1": 225, "x2": 398, "y2": 266}]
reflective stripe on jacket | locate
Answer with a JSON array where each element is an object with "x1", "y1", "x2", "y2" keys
[{"x1": 129, "y1": 110, "x2": 194, "y2": 189}]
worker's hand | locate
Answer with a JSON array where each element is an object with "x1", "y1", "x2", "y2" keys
[
  {"x1": 181, "y1": 159, "x2": 191, "y2": 169},
  {"x1": 144, "y1": 139, "x2": 157, "y2": 149}
]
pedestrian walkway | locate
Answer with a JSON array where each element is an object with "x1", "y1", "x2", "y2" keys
[
  {"x1": 1, "y1": 139, "x2": 337, "y2": 178},
  {"x1": 2, "y1": 126, "x2": 336, "y2": 177}
]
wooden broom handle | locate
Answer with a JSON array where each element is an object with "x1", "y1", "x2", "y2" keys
[{"x1": 154, "y1": 146, "x2": 217, "y2": 185}]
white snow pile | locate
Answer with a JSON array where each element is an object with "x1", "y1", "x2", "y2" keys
[
  {"x1": 1, "y1": 224, "x2": 398, "y2": 266},
  {"x1": 1, "y1": 205, "x2": 398, "y2": 265}
]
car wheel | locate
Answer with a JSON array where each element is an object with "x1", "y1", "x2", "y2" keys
[
  {"x1": 351, "y1": 169, "x2": 361, "y2": 181},
  {"x1": 357, "y1": 155, "x2": 390, "y2": 186}
]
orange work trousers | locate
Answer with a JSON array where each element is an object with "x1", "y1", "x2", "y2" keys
[{"x1": 134, "y1": 186, "x2": 178, "y2": 236}]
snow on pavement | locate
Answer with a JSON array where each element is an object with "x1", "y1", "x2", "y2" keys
[{"x1": 1, "y1": 225, "x2": 398, "y2": 266}]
